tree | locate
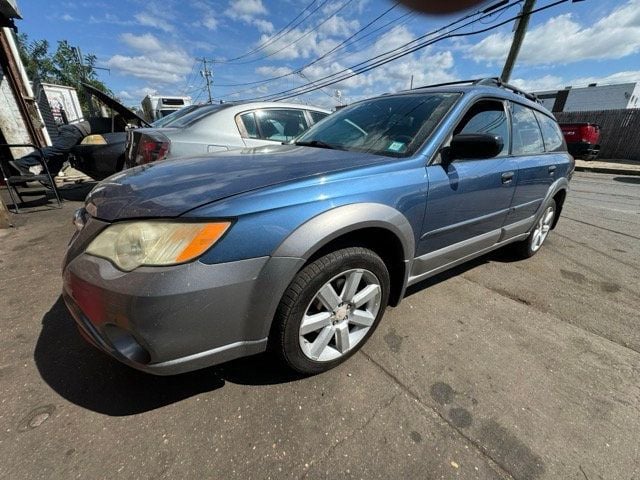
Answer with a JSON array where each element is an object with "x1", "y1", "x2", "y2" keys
[{"x1": 16, "y1": 33, "x2": 112, "y2": 114}]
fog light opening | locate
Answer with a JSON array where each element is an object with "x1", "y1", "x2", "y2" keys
[{"x1": 103, "y1": 324, "x2": 151, "y2": 365}]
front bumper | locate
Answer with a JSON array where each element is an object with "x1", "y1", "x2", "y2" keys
[{"x1": 62, "y1": 252, "x2": 300, "y2": 375}]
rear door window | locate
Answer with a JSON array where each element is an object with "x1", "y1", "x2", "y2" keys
[
  {"x1": 254, "y1": 109, "x2": 309, "y2": 142},
  {"x1": 510, "y1": 103, "x2": 545, "y2": 155},
  {"x1": 534, "y1": 111, "x2": 566, "y2": 152},
  {"x1": 453, "y1": 100, "x2": 510, "y2": 156}
]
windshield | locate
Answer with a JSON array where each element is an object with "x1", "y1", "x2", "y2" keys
[
  {"x1": 151, "y1": 105, "x2": 201, "y2": 127},
  {"x1": 295, "y1": 93, "x2": 459, "y2": 157},
  {"x1": 167, "y1": 103, "x2": 230, "y2": 128}
]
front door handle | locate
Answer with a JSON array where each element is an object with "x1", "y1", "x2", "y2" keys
[
  {"x1": 548, "y1": 165, "x2": 557, "y2": 175},
  {"x1": 501, "y1": 171, "x2": 515, "y2": 184}
]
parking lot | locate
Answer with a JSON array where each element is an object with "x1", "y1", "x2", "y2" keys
[{"x1": 0, "y1": 170, "x2": 639, "y2": 480}]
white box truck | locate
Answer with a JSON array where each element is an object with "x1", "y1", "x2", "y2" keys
[{"x1": 141, "y1": 95, "x2": 192, "y2": 123}]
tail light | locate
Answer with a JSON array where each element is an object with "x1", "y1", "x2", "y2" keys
[{"x1": 135, "y1": 133, "x2": 170, "y2": 165}]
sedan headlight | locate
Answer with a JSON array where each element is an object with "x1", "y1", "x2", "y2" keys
[{"x1": 85, "y1": 221, "x2": 231, "y2": 271}]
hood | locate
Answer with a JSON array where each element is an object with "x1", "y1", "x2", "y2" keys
[
  {"x1": 86, "y1": 145, "x2": 394, "y2": 221},
  {"x1": 82, "y1": 83, "x2": 150, "y2": 126}
]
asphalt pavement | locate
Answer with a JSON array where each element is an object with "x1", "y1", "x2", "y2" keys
[{"x1": 0, "y1": 171, "x2": 639, "y2": 480}]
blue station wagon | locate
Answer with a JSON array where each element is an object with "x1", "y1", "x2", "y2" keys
[{"x1": 62, "y1": 78, "x2": 574, "y2": 375}]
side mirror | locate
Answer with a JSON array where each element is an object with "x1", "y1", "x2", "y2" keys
[{"x1": 447, "y1": 133, "x2": 504, "y2": 162}]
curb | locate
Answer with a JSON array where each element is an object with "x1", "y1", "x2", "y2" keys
[{"x1": 574, "y1": 165, "x2": 640, "y2": 176}]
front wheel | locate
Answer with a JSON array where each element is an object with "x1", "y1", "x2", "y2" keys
[
  {"x1": 272, "y1": 247, "x2": 390, "y2": 374},
  {"x1": 512, "y1": 199, "x2": 557, "y2": 258}
]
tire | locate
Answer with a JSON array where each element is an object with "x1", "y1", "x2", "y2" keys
[
  {"x1": 512, "y1": 199, "x2": 557, "y2": 259},
  {"x1": 272, "y1": 247, "x2": 390, "y2": 375}
]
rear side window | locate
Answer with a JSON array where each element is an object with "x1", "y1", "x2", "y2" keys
[
  {"x1": 454, "y1": 100, "x2": 510, "y2": 156},
  {"x1": 510, "y1": 103, "x2": 544, "y2": 155},
  {"x1": 255, "y1": 109, "x2": 309, "y2": 142},
  {"x1": 239, "y1": 112, "x2": 259, "y2": 139},
  {"x1": 309, "y1": 111, "x2": 329, "y2": 124},
  {"x1": 534, "y1": 111, "x2": 566, "y2": 152}
]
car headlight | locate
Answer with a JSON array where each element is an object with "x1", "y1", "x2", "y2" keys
[
  {"x1": 81, "y1": 134, "x2": 108, "y2": 145},
  {"x1": 85, "y1": 221, "x2": 231, "y2": 271}
]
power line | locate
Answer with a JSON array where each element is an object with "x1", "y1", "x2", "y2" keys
[
  {"x1": 223, "y1": 0, "x2": 355, "y2": 66},
  {"x1": 218, "y1": 0, "x2": 328, "y2": 63},
  {"x1": 240, "y1": 0, "x2": 511, "y2": 102},
  {"x1": 215, "y1": 3, "x2": 405, "y2": 90},
  {"x1": 253, "y1": 0, "x2": 570, "y2": 103}
]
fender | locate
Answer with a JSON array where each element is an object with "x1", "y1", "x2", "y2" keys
[
  {"x1": 272, "y1": 202, "x2": 416, "y2": 261},
  {"x1": 536, "y1": 177, "x2": 569, "y2": 228},
  {"x1": 247, "y1": 204, "x2": 416, "y2": 339}
]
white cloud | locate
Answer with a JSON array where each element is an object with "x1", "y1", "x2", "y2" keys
[
  {"x1": 513, "y1": 71, "x2": 640, "y2": 92},
  {"x1": 318, "y1": 16, "x2": 359, "y2": 37},
  {"x1": 192, "y1": 1, "x2": 220, "y2": 30},
  {"x1": 106, "y1": 33, "x2": 192, "y2": 84},
  {"x1": 120, "y1": 33, "x2": 163, "y2": 52},
  {"x1": 60, "y1": 13, "x2": 75, "y2": 21},
  {"x1": 225, "y1": 0, "x2": 272, "y2": 32},
  {"x1": 253, "y1": 18, "x2": 274, "y2": 33},
  {"x1": 89, "y1": 13, "x2": 135, "y2": 26},
  {"x1": 245, "y1": 25, "x2": 457, "y2": 104},
  {"x1": 134, "y1": 11, "x2": 175, "y2": 32},
  {"x1": 467, "y1": 0, "x2": 640, "y2": 66},
  {"x1": 256, "y1": 66, "x2": 294, "y2": 77},
  {"x1": 227, "y1": 0, "x2": 267, "y2": 18}
]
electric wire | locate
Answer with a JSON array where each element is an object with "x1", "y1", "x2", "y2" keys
[
  {"x1": 222, "y1": 0, "x2": 355, "y2": 66},
  {"x1": 248, "y1": 0, "x2": 568, "y2": 103},
  {"x1": 215, "y1": 3, "x2": 404, "y2": 89}
]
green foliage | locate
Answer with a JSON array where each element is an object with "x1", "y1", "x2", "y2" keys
[{"x1": 16, "y1": 33, "x2": 112, "y2": 115}]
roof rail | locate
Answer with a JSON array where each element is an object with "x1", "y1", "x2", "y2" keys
[
  {"x1": 410, "y1": 77, "x2": 539, "y2": 102},
  {"x1": 473, "y1": 77, "x2": 539, "y2": 102}
]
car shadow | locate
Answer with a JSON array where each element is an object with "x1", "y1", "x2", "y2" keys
[
  {"x1": 405, "y1": 246, "x2": 521, "y2": 298},
  {"x1": 612, "y1": 176, "x2": 640, "y2": 185},
  {"x1": 35, "y1": 297, "x2": 306, "y2": 416},
  {"x1": 58, "y1": 181, "x2": 98, "y2": 201}
]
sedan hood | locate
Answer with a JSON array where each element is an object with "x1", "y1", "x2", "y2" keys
[{"x1": 86, "y1": 145, "x2": 393, "y2": 221}]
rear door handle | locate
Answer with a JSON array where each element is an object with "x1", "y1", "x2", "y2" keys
[
  {"x1": 548, "y1": 165, "x2": 557, "y2": 175},
  {"x1": 501, "y1": 171, "x2": 515, "y2": 184}
]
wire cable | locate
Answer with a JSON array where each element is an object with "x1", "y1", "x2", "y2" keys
[{"x1": 256, "y1": 0, "x2": 569, "y2": 102}]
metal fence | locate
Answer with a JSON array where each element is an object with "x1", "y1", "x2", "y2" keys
[{"x1": 554, "y1": 109, "x2": 640, "y2": 160}]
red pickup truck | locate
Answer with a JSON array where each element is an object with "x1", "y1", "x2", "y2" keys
[{"x1": 559, "y1": 123, "x2": 601, "y2": 160}]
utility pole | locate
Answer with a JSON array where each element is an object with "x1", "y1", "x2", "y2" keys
[
  {"x1": 500, "y1": 0, "x2": 535, "y2": 83},
  {"x1": 199, "y1": 58, "x2": 213, "y2": 104}
]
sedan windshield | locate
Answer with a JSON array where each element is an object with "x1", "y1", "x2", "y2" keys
[{"x1": 294, "y1": 93, "x2": 459, "y2": 157}]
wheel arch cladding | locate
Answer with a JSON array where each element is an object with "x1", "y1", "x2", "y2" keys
[
  {"x1": 273, "y1": 203, "x2": 415, "y2": 307},
  {"x1": 551, "y1": 188, "x2": 567, "y2": 229}
]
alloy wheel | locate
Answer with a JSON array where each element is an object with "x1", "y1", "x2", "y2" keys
[
  {"x1": 299, "y1": 268, "x2": 382, "y2": 362},
  {"x1": 531, "y1": 206, "x2": 555, "y2": 252}
]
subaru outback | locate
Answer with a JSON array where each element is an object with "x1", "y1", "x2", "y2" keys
[{"x1": 62, "y1": 78, "x2": 573, "y2": 375}]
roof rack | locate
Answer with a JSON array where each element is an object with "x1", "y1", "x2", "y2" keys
[{"x1": 410, "y1": 77, "x2": 539, "y2": 102}]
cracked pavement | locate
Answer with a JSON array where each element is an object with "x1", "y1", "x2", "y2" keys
[{"x1": 1, "y1": 171, "x2": 639, "y2": 479}]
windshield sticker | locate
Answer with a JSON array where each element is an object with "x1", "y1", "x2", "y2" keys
[{"x1": 388, "y1": 141, "x2": 405, "y2": 152}]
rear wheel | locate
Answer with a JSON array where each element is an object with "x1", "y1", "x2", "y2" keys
[
  {"x1": 512, "y1": 199, "x2": 556, "y2": 258},
  {"x1": 272, "y1": 247, "x2": 390, "y2": 374}
]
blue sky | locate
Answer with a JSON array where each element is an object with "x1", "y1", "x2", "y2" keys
[{"x1": 16, "y1": 0, "x2": 640, "y2": 108}]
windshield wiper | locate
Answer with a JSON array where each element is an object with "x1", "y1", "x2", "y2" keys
[{"x1": 295, "y1": 140, "x2": 342, "y2": 150}]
